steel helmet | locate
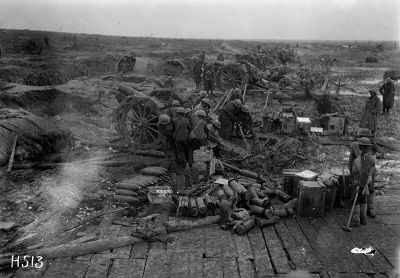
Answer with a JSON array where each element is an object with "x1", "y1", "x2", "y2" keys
[
  {"x1": 231, "y1": 99, "x2": 242, "y2": 106},
  {"x1": 194, "y1": 110, "x2": 206, "y2": 118},
  {"x1": 232, "y1": 88, "x2": 241, "y2": 95},
  {"x1": 212, "y1": 119, "x2": 221, "y2": 129},
  {"x1": 358, "y1": 137, "x2": 372, "y2": 146},
  {"x1": 176, "y1": 107, "x2": 186, "y2": 114},
  {"x1": 199, "y1": 90, "x2": 207, "y2": 97},
  {"x1": 241, "y1": 104, "x2": 250, "y2": 113},
  {"x1": 201, "y1": 98, "x2": 211, "y2": 106},
  {"x1": 356, "y1": 128, "x2": 372, "y2": 138},
  {"x1": 158, "y1": 114, "x2": 171, "y2": 125},
  {"x1": 172, "y1": 100, "x2": 181, "y2": 107},
  {"x1": 386, "y1": 77, "x2": 393, "y2": 83}
]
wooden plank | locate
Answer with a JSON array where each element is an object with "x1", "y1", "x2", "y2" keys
[
  {"x1": 11, "y1": 267, "x2": 46, "y2": 278},
  {"x1": 148, "y1": 241, "x2": 166, "y2": 256},
  {"x1": 311, "y1": 214, "x2": 370, "y2": 273},
  {"x1": 204, "y1": 257, "x2": 223, "y2": 278},
  {"x1": 108, "y1": 258, "x2": 145, "y2": 278},
  {"x1": 284, "y1": 218, "x2": 323, "y2": 272},
  {"x1": 333, "y1": 211, "x2": 394, "y2": 274},
  {"x1": 378, "y1": 215, "x2": 400, "y2": 225},
  {"x1": 85, "y1": 257, "x2": 110, "y2": 278},
  {"x1": 222, "y1": 257, "x2": 240, "y2": 278},
  {"x1": 339, "y1": 273, "x2": 370, "y2": 278},
  {"x1": 103, "y1": 224, "x2": 122, "y2": 238},
  {"x1": 388, "y1": 224, "x2": 400, "y2": 237},
  {"x1": 169, "y1": 251, "x2": 189, "y2": 278},
  {"x1": 296, "y1": 217, "x2": 340, "y2": 272},
  {"x1": 274, "y1": 220, "x2": 307, "y2": 270},
  {"x1": 188, "y1": 252, "x2": 203, "y2": 278},
  {"x1": 262, "y1": 225, "x2": 291, "y2": 274},
  {"x1": 130, "y1": 241, "x2": 148, "y2": 259},
  {"x1": 112, "y1": 226, "x2": 134, "y2": 259},
  {"x1": 204, "y1": 226, "x2": 223, "y2": 257},
  {"x1": 234, "y1": 233, "x2": 254, "y2": 260},
  {"x1": 237, "y1": 256, "x2": 255, "y2": 278},
  {"x1": 247, "y1": 226, "x2": 274, "y2": 277},
  {"x1": 44, "y1": 259, "x2": 88, "y2": 278},
  {"x1": 219, "y1": 230, "x2": 237, "y2": 258},
  {"x1": 143, "y1": 252, "x2": 171, "y2": 278}
]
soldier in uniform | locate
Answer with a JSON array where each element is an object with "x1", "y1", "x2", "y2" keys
[
  {"x1": 192, "y1": 56, "x2": 203, "y2": 90},
  {"x1": 202, "y1": 63, "x2": 215, "y2": 96},
  {"x1": 349, "y1": 137, "x2": 377, "y2": 226},
  {"x1": 229, "y1": 88, "x2": 244, "y2": 104},
  {"x1": 166, "y1": 100, "x2": 181, "y2": 121},
  {"x1": 379, "y1": 78, "x2": 396, "y2": 115},
  {"x1": 194, "y1": 98, "x2": 212, "y2": 115},
  {"x1": 219, "y1": 99, "x2": 244, "y2": 140},
  {"x1": 349, "y1": 128, "x2": 379, "y2": 217},
  {"x1": 173, "y1": 107, "x2": 192, "y2": 167},
  {"x1": 157, "y1": 114, "x2": 175, "y2": 160},
  {"x1": 190, "y1": 110, "x2": 208, "y2": 150},
  {"x1": 360, "y1": 90, "x2": 381, "y2": 137}
]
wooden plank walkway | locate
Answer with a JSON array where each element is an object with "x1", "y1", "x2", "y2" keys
[{"x1": 2, "y1": 193, "x2": 399, "y2": 278}]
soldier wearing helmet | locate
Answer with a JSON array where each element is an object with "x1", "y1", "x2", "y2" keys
[
  {"x1": 359, "y1": 90, "x2": 381, "y2": 137},
  {"x1": 202, "y1": 62, "x2": 215, "y2": 96},
  {"x1": 229, "y1": 88, "x2": 244, "y2": 104},
  {"x1": 174, "y1": 107, "x2": 193, "y2": 167},
  {"x1": 194, "y1": 98, "x2": 212, "y2": 115},
  {"x1": 166, "y1": 99, "x2": 181, "y2": 121},
  {"x1": 379, "y1": 77, "x2": 395, "y2": 115},
  {"x1": 219, "y1": 99, "x2": 245, "y2": 140},
  {"x1": 190, "y1": 109, "x2": 208, "y2": 150},
  {"x1": 157, "y1": 114, "x2": 176, "y2": 161},
  {"x1": 349, "y1": 137, "x2": 377, "y2": 227},
  {"x1": 349, "y1": 128, "x2": 379, "y2": 218}
]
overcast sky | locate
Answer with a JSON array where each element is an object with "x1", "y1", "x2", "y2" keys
[{"x1": 0, "y1": 0, "x2": 399, "y2": 41}]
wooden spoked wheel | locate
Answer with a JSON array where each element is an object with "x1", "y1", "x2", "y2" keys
[
  {"x1": 114, "y1": 96, "x2": 161, "y2": 149},
  {"x1": 216, "y1": 65, "x2": 246, "y2": 90}
]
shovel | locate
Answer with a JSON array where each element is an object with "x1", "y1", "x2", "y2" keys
[{"x1": 342, "y1": 185, "x2": 368, "y2": 232}]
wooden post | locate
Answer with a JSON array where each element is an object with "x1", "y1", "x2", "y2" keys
[
  {"x1": 263, "y1": 91, "x2": 271, "y2": 112},
  {"x1": 7, "y1": 135, "x2": 18, "y2": 173},
  {"x1": 242, "y1": 84, "x2": 248, "y2": 102}
]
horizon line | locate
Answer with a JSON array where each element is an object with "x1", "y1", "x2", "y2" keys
[{"x1": 1, "y1": 28, "x2": 399, "y2": 43}]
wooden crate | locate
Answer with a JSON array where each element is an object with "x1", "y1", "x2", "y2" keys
[
  {"x1": 328, "y1": 116, "x2": 345, "y2": 135},
  {"x1": 297, "y1": 180, "x2": 326, "y2": 218}
]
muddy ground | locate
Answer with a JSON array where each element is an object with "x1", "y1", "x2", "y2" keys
[{"x1": 0, "y1": 30, "x2": 400, "y2": 253}]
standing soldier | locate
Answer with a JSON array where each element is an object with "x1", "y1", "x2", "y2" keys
[
  {"x1": 379, "y1": 78, "x2": 395, "y2": 115},
  {"x1": 360, "y1": 90, "x2": 381, "y2": 137},
  {"x1": 192, "y1": 90, "x2": 208, "y2": 107},
  {"x1": 166, "y1": 100, "x2": 181, "y2": 121},
  {"x1": 174, "y1": 107, "x2": 192, "y2": 167},
  {"x1": 202, "y1": 63, "x2": 215, "y2": 96},
  {"x1": 192, "y1": 56, "x2": 203, "y2": 90},
  {"x1": 217, "y1": 53, "x2": 225, "y2": 62},
  {"x1": 349, "y1": 137, "x2": 377, "y2": 226},
  {"x1": 190, "y1": 110, "x2": 208, "y2": 150},
  {"x1": 157, "y1": 114, "x2": 175, "y2": 161},
  {"x1": 349, "y1": 128, "x2": 379, "y2": 218},
  {"x1": 229, "y1": 88, "x2": 244, "y2": 104}
]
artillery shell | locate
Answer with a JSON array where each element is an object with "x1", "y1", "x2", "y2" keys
[
  {"x1": 255, "y1": 216, "x2": 280, "y2": 227},
  {"x1": 244, "y1": 186, "x2": 259, "y2": 201},
  {"x1": 115, "y1": 195, "x2": 139, "y2": 204},
  {"x1": 235, "y1": 218, "x2": 256, "y2": 235},
  {"x1": 250, "y1": 205, "x2": 265, "y2": 216},
  {"x1": 196, "y1": 197, "x2": 207, "y2": 216},
  {"x1": 229, "y1": 180, "x2": 247, "y2": 195},
  {"x1": 178, "y1": 196, "x2": 189, "y2": 214},
  {"x1": 223, "y1": 184, "x2": 234, "y2": 199},
  {"x1": 203, "y1": 194, "x2": 216, "y2": 210},
  {"x1": 275, "y1": 189, "x2": 291, "y2": 202},
  {"x1": 250, "y1": 198, "x2": 264, "y2": 207},
  {"x1": 117, "y1": 183, "x2": 141, "y2": 191},
  {"x1": 189, "y1": 198, "x2": 199, "y2": 217},
  {"x1": 217, "y1": 190, "x2": 226, "y2": 200},
  {"x1": 115, "y1": 189, "x2": 139, "y2": 197},
  {"x1": 261, "y1": 197, "x2": 271, "y2": 208},
  {"x1": 281, "y1": 198, "x2": 297, "y2": 210},
  {"x1": 273, "y1": 209, "x2": 287, "y2": 217}
]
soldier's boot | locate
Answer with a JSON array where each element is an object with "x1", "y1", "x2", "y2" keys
[
  {"x1": 367, "y1": 195, "x2": 376, "y2": 218},
  {"x1": 350, "y1": 204, "x2": 360, "y2": 227},
  {"x1": 360, "y1": 204, "x2": 368, "y2": 225}
]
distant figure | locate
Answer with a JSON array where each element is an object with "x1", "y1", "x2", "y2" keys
[
  {"x1": 199, "y1": 50, "x2": 206, "y2": 63},
  {"x1": 379, "y1": 78, "x2": 395, "y2": 115},
  {"x1": 359, "y1": 90, "x2": 381, "y2": 137},
  {"x1": 217, "y1": 53, "x2": 224, "y2": 62},
  {"x1": 192, "y1": 57, "x2": 203, "y2": 90},
  {"x1": 43, "y1": 35, "x2": 50, "y2": 49},
  {"x1": 202, "y1": 63, "x2": 215, "y2": 96}
]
